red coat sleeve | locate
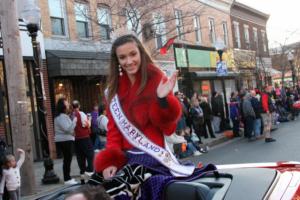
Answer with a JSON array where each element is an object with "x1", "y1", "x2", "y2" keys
[
  {"x1": 93, "y1": 109, "x2": 127, "y2": 173},
  {"x1": 149, "y1": 93, "x2": 182, "y2": 136},
  {"x1": 262, "y1": 94, "x2": 269, "y2": 113}
]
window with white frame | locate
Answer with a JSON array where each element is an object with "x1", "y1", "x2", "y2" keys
[
  {"x1": 153, "y1": 13, "x2": 167, "y2": 49},
  {"x1": 261, "y1": 30, "x2": 267, "y2": 52},
  {"x1": 74, "y1": 2, "x2": 89, "y2": 38},
  {"x1": 126, "y1": 8, "x2": 142, "y2": 37},
  {"x1": 244, "y1": 24, "x2": 250, "y2": 48},
  {"x1": 193, "y1": 15, "x2": 202, "y2": 43},
  {"x1": 97, "y1": 6, "x2": 111, "y2": 40},
  {"x1": 175, "y1": 9, "x2": 184, "y2": 40},
  {"x1": 208, "y1": 18, "x2": 216, "y2": 44},
  {"x1": 222, "y1": 22, "x2": 228, "y2": 46},
  {"x1": 253, "y1": 27, "x2": 258, "y2": 50},
  {"x1": 48, "y1": 0, "x2": 66, "y2": 36},
  {"x1": 233, "y1": 21, "x2": 241, "y2": 48}
]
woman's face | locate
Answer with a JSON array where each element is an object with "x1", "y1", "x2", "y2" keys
[
  {"x1": 116, "y1": 42, "x2": 141, "y2": 76},
  {"x1": 193, "y1": 99, "x2": 199, "y2": 107},
  {"x1": 64, "y1": 100, "x2": 70, "y2": 113}
]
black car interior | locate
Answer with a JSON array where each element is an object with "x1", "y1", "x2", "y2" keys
[
  {"x1": 37, "y1": 168, "x2": 277, "y2": 200},
  {"x1": 164, "y1": 168, "x2": 277, "y2": 200}
]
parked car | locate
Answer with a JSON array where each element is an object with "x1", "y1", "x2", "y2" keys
[{"x1": 36, "y1": 161, "x2": 300, "y2": 200}]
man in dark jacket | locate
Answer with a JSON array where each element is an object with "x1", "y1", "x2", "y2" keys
[
  {"x1": 241, "y1": 92, "x2": 256, "y2": 140},
  {"x1": 250, "y1": 90, "x2": 263, "y2": 139},
  {"x1": 211, "y1": 91, "x2": 225, "y2": 132},
  {"x1": 200, "y1": 96, "x2": 216, "y2": 138},
  {"x1": 230, "y1": 92, "x2": 240, "y2": 137}
]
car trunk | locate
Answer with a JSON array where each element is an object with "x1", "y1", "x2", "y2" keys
[{"x1": 164, "y1": 167, "x2": 277, "y2": 200}]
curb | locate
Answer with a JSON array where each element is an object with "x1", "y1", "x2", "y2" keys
[{"x1": 207, "y1": 135, "x2": 231, "y2": 147}]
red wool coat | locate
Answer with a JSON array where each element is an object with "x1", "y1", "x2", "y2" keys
[{"x1": 94, "y1": 64, "x2": 182, "y2": 172}]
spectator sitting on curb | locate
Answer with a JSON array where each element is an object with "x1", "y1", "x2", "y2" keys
[
  {"x1": 183, "y1": 127, "x2": 208, "y2": 153},
  {"x1": 165, "y1": 130, "x2": 202, "y2": 159}
]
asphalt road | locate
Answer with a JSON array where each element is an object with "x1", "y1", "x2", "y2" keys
[{"x1": 190, "y1": 118, "x2": 300, "y2": 166}]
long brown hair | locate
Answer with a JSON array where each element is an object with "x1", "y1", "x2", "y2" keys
[{"x1": 107, "y1": 34, "x2": 154, "y2": 103}]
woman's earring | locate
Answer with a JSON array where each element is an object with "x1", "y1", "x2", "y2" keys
[{"x1": 119, "y1": 65, "x2": 123, "y2": 76}]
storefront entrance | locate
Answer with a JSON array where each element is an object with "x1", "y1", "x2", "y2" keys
[{"x1": 51, "y1": 76, "x2": 106, "y2": 113}]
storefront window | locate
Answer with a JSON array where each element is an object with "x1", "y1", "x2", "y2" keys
[
  {"x1": 0, "y1": 60, "x2": 39, "y2": 150},
  {"x1": 0, "y1": 60, "x2": 11, "y2": 145},
  {"x1": 54, "y1": 79, "x2": 73, "y2": 104},
  {"x1": 53, "y1": 77, "x2": 106, "y2": 113}
]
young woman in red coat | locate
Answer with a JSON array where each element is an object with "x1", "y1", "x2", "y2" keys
[{"x1": 88, "y1": 34, "x2": 215, "y2": 199}]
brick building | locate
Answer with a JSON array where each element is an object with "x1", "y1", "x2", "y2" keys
[
  {"x1": 171, "y1": 0, "x2": 235, "y2": 99},
  {"x1": 230, "y1": 1, "x2": 271, "y2": 89},
  {"x1": 0, "y1": 0, "x2": 275, "y2": 160}
]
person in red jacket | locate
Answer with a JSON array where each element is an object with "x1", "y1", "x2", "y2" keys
[
  {"x1": 72, "y1": 100, "x2": 94, "y2": 183},
  {"x1": 261, "y1": 86, "x2": 276, "y2": 143},
  {"x1": 88, "y1": 34, "x2": 215, "y2": 199}
]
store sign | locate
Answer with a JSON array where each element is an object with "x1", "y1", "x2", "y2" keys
[
  {"x1": 174, "y1": 46, "x2": 235, "y2": 69},
  {"x1": 233, "y1": 49, "x2": 256, "y2": 69},
  {"x1": 216, "y1": 61, "x2": 228, "y2": 76},
  {"x1": 256, "y1": 57, "x2": 272, "y2": 69}
]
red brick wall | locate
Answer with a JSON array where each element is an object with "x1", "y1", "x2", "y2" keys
[
  {"x1": 41, "y1": 60, "x2": 56, "y2": 159},
  {"x1": 231, "y1": 16, "x2": 269, "y2": 57},
  {"x1": 0, "y1": 125, "x2": 5, "y2": 138}
]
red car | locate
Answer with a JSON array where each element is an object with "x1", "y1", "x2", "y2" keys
[
  {"x1": 37, "y1": 161, "x2": 300, "y2": 200},
  {"x1": 215, "y1": 162, "x2": 300, "y2": 200}
]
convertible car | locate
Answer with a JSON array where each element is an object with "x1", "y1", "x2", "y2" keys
[{"x1": 37, "y1": 161, "x2": 300, "y2": 200}]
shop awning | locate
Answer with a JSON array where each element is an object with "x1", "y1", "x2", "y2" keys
[
  {"x1": 46, "y1": 50, "x2": 110, "y2": 77},
  {"x1": 191, "y1": 71, "x2": 239, "y2": 79}
]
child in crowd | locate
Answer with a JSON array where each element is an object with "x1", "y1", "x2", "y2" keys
[
  {"x1": 0, "y1": 149, "x2": 25, "y2": 200},
  {"x1": 183, "y1": 127, "x2": 208, "y2": 154},
  {"x1": 174, "y1": 129, "x2": 202, "y2": 158}
]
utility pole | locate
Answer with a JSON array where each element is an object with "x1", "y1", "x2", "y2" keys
[{"x1": 0, "y1": 0, "x2": 36, "y2": 195}]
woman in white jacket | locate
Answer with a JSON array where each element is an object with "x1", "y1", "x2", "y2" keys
[{"x1": 54, "y1": 98, "x2": 78, "y2": 185}]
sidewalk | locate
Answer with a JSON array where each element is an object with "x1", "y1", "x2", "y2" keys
[{"x1": 22, "y1": 133, "x2": 230, "y2": 199}]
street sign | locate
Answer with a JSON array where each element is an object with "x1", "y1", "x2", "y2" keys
[{"x1": 216, "y1": 61, "x2": 228, "y2": 76}]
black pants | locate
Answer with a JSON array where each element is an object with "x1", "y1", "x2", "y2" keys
[
  {"x1": 232, "y1": 119, "x2": 240, "y2": 136},
  {"x1": 75, "y1": 137, "x2": 94, "y2": 174},
  {"x1": 220, "y1": 113, "x2": 226, "y2": 131},
  {"x1": 56, "y1": 141, "x2": 74, "y2": 181},
  {"x1": 244, "y1": 116, "x2": 254, "y2": 138},
  {"x1": 203, "y1": 119, "x2": 215, "y2": 138},
  {"x1": 193, "y1": 123, "x2": 205, "y2": 143}
]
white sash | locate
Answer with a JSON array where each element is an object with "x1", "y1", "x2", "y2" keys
[{"x1": 110, "y1": 95, "x2": 195, "y2": 177}]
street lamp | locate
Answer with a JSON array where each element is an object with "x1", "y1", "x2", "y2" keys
[
  {"x1": 214, "y1": 38, "x2": 230, "y2": 130},
  {"x1": 287, "y1": 51, "x2": 296, "y2": 87},
  {"x1": 215, "y1": 38, "x2": 226, "y2": 62},
  {"x1": 21, "y1": 1, "x2": 59, "y2": 184}
]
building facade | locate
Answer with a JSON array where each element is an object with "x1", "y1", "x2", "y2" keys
[
  {"x1": 39, "y1": 0, "x2": 237, "y2": 108},
  {"x1": 230, "y1": 1, "x2": 271, "y2": 89}
]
